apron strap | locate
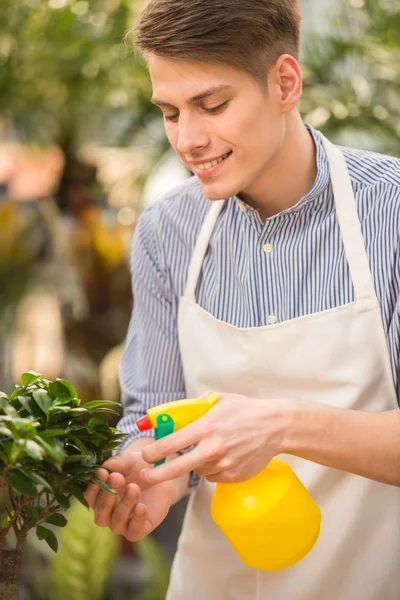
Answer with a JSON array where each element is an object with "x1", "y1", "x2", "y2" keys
[
  {"x1": 320, "y1": 135, "x2": 378, "y2": 302},
  {"x1": 184, "y1": 199, "x2": 225, "y2": 300}
]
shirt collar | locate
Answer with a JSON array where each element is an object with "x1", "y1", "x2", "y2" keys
[{"x1": 301, "y1": 124, "x2": 330, "y2": 205}]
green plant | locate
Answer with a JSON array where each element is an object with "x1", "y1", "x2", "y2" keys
[
  {"x1": 301, "y1": 0, "x2": 400, "y2": 156},
  {"x1": 50, "y1": 500, "x2": 120, "y2": 600},
  {"x1": 134, "y1": 535, "x2": 171, "y2": 600},
  {"x1": 48, "y1": 500, "x2": 171, "y2": 600},
  {"x1": 0, "y1": 370, "x2": 126, "y2": 600}
]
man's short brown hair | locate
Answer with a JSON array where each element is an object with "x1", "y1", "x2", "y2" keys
[{"x1": 129, "y1": 0, "x2": 302, "y2": 85}]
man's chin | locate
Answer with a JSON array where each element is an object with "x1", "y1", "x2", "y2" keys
[{"x1": 199, "y1": 180, "x2": 240, "y2": 201}]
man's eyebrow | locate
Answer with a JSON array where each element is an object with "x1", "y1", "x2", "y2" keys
[{"x1": 151, "y1": 85, "x2": 232, "y2": 107}]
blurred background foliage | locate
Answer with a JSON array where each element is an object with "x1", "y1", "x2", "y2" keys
[
  {"x1": 301, "y1": 0, "x2": 400, "y2": 155},
  {"x1": 0, "y1": 0, "x2": 399, "y2": 598}
]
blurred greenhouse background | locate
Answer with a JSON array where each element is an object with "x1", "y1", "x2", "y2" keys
[{"x1": 0, "y1": 0, "x2": 399, "y2": 598}]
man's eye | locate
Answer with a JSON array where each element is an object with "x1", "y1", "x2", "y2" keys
[
  {"x1": 205, "y1": 101, "x2": 229, "y2": 114},
  {"x1": 164, "y1": 113, "x2": 179, "y2": 122}
]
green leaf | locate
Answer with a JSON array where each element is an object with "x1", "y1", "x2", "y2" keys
[
  {"x1": 70, "y1": 435, "x2": 89, "y2": 455},
  {"x1": 36, "y1": 525, "x2": 50, "y2": 540},
  {"x1": 83, "y1": 400, "x2": 120, "y2": 411},
  {"x1": 55, "y1": 492, "x2": 71, "y2": 509},
  {"x1": 17, "y1": 396, "x2": 45, "y2": 419},
  {"x1": 10, "y1": 387, "x2": 24, "y2": 401},
  {"x1": 7, "y1": 469, "x2": 38, "y2": 497},
  {"x1": 69, "y1": 408, "x2": 90, "y2": 418},
  {"x1": 44, "y1": 513, "x2": 67, "y2": 527},
  {"x1": 52, "y1": 396, "x2": 80, "y2": 407},
  {"x1": 92, "y1": 477, "x2": 118, "y2": 495},
  {"x1": 88, "y1": 417, "x2": 108, "y2": 429},
  {"x1": 37, "y1": 524, "x2": 60, "y2": 551},
  {"x1": 51, "y1": 379, "x2": 78, "y2": 400},
  {"x1": 1, "y1": 416, "x2": 39, "y2": 438},
  {"x1": 63, "y1": 454, "x2": 92, "y2": 464},
  {"x1": 45, "y1": 531, "x2": 59, "y2": 553},
  {"x1": 87, "y1": 408, "x2": 119, "y2": 416},
  {"x1": 0, "y1": 425, "x2": 12, "y2": 437},
  {"x1": 19, "y1": 468, "x2": 54, "y2": 492},
  {"x1": 17, "y1": 439, "x2": 45, "y2": 460},
  {"x1": 24, "y1": 505, "x2": 41, "y2": 520},
  {"x1": 2, "y1": 511, "x2": 14, "y2": 529},
  {"x1": 64, "y1": 482, "x2": 89, "y2": 508},
  {"x1": 32, "y1": 389, "x2": 52, "y2": 414},
  {"x1": 21, "y1": 371, "x2": 41, "y2": 387},
  {"x1": 0, "y1": 398, "x2": 19, "y2": 417},
  {"x1": 51, "y1": 500, "x2": 120, "y2": 600},
  {"x1": 34, "y1": 436, "x2": 65, "y2": 466},
  {"x1": 39, "y1": 428, "x2": 69, "y2": 438}
]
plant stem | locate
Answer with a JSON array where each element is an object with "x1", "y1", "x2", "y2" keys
[
  {"x1": 0, "y1": 582, "x2": 20, "y2": 600},
  {"x1": 0, "y1": 469, "x2": 7, "y2": 501},
  {"x1": 0, "y1": 549, "x2": 21, "y2": 600}
]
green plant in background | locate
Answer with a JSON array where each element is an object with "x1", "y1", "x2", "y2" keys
[
  {"x1": 301, "y1": 0, "x2": 400, "y2": 156},
  {"x1": 50, "y1": 500, "x2": 120, "y2": 600},
  {"x1": 0, "y1": 370, "x2": 126, "y2": 600},
  {"x1": 0, "y1": 0, "x2": 164, "y2": 166},
  {"x1": 47, "y1": 500, "x2": 170, "y2": 600},
  {"x1": 134, "y1": 534, "x2": 171, "y2": 600}
]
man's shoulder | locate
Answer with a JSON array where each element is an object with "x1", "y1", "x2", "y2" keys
[
  {"x1": 339, "y1": 144, "x2": 400, "y2": 191},
  {"x1": 142, "y1": 176, "x2": 210, "y2": 226},
  {"x1": 136, "y1": 176, "x2": 211, "y2": 252},
  {"x1": 156, "y1": 175, "x2": 209, "y2": 213}
]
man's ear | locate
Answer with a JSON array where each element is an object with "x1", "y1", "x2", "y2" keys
[{"x1": 269, "y1": 54, "x2": 302, "y2": 113}]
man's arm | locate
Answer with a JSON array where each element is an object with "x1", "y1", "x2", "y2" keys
[
  {"x1": 138, "y1": 394, "x2": 400, "y2": 487},
  {"x1": 115, "y1": 204, "x2": 200, "y2": 490},
  {"x1": 285, "y1": 402, "x2": 400, "y2": 487}
]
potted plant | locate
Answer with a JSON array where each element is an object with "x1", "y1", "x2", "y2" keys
[{"x1": 0, "y1": 370, "x2": 126, "y2": 600}]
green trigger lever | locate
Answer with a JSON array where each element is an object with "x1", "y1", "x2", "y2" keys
[{"x1": 155, "y1": 413, "x2": 174, "y2": 466}]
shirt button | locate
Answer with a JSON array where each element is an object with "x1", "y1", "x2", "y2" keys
[
  {"x1": 263, "y1": 243, "x2": 273, "y2": 254},
  {"x1": 267, "y1": 314, "x2": 277, "y2": 325},
  {"x1": 238, "y1": 201, "x2": 247, "y2": 213}
]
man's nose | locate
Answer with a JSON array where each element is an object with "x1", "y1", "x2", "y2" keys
[{"x1": 176, "y1": 114, "x2": 209, "y2": 155}]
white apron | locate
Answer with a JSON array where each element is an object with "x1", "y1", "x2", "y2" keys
[{"x1": 167, "y1": 136, "x2": 400, "y2": 600}]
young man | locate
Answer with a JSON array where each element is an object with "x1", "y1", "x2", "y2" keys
[{"x1": 85, "y1": 1, "x2": 400, "y2": 598}]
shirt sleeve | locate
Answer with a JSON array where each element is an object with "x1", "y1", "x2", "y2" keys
[{"x1": 117, "y1": 204, "x2": 200, "y2": 489}]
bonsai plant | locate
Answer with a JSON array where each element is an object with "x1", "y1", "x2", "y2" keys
[{"x1": 0, "y1": 370, "x2": 126, "y2": 600}]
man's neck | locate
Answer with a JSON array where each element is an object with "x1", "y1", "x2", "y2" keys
[{"x1": 238, "y1": 115, "x2": 318, "y2": 221}]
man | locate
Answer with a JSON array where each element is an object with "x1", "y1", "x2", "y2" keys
[{"x1": 85, "y1": 1, "x2": 400, "y2": 598}]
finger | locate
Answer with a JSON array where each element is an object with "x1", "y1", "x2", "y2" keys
[
  {"x1": 140, "y1": 446, "x2": 207, "y2": 486},
  {"x1": 126, "y1": 503, "x2": 152, "y2": 542},
  {"x1": 194, "y1": 461, "x2": 221, "y2": 478},
  {"x1": 109, "y1": 483, "x2": 140, "y2": 535},
  {"x1": 141, "y1": 420, "x2": 205, "y2": 465},
  {"x1": 85, "y1": 465, "x2": 110, "y2": 508},
  {"x1": 93, "y1": 476, "x2": 124, "y2": 527},
  {"x1": 100, "y1": 452, "x2": 143, "y2": 476}
]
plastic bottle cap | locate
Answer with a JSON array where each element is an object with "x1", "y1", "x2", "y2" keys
[{"x1": 136, "y1": 415, "x2": 152, "y2": 431}]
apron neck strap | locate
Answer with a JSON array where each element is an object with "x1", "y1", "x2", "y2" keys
[
  {"x1": 184, "y1": 136, "x2": 377, "y2": 303},
  {"x1": 184, "y1": 199, "x2": 225, "y2": 301},
  {"x1": 320, "y1": 135, "x2": 377, "y2": 302}
]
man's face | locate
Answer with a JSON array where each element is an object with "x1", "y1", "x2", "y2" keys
[{"x1": 148, "y1": 55, "x2": 286, "y2": 201}]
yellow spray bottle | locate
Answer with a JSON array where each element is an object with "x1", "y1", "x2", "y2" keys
[{"x1": 136, "y1": 394, "x2": 321, "y2": 570}]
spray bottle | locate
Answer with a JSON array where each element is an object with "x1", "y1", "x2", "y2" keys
[{"x1": 136, "y1": 393, "x2": 321, "y2": 570}]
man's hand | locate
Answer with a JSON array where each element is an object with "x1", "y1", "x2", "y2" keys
[
  {"x1": 140, "y1": 394, "x2": 293, "y2": 486},
  {"x1": 84, "y1": 449, "x2": 179, "y2": 542}
]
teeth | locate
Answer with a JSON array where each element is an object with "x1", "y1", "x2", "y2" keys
[{"x1": 196, "y1": 152, "x2": 230, "y2": 170}]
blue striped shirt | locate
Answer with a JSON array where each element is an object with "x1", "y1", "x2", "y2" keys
[{"x1": 118, "y1": 126, "x2": 400, "y2": 454}]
